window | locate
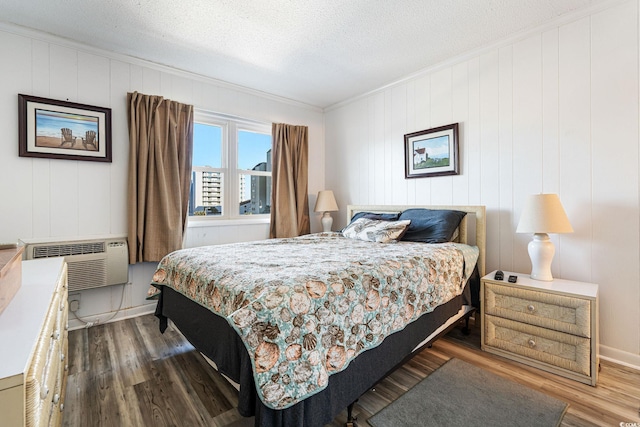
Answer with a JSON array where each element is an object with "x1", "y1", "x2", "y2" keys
[
  {"x1": 189, "y1": 111, "x2": 271, "y2": 220},
  {"x1": 238, "y1": 130, "x2": 272, "y2": 215}
]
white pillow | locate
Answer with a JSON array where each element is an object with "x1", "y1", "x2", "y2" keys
[{"x1": 341, "y1": 218, "x2": 411, "y2": 243}]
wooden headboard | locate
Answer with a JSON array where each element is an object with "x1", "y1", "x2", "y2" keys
[{"x1": 346, "y1": 204, "x2": 486, "y2": 277}]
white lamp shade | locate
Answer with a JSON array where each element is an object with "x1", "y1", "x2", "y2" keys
[
  {"x1": 314, "y1": 190, "x2": 338, "y2": 213},
  {"x1": 517, "y1": 193, "x2": 572, "y2": 281},
  {"x1": 516, "y1": 194, "x2": 573, "y2": 234}
]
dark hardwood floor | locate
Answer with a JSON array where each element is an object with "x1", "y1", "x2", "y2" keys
[{"x1": 62, "y1": 314, "x2": 640, "y2": 427}]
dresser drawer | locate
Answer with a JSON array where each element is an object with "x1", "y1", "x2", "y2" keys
[
  {"x1": 24, "y1": 263, "x2": 68, "y2": 427},
  {"x1": 484, "y1": 281, "x2": 591, "y2": 337},
  {"x1": 54, "y1": 265, "x2": 67, "y2": 300},
  {"x1": 25, "y1": 288, "x2": 62, "y2": 412},
  {"x1": 49, "y1": 266, "x2": 68, "y2": 427},
  {"x1": 48, "y1": 348, "x2": 66, "y2": 427},
  {"x1": 25, "y1": 335, "x2": 60, "y2": 427},
  {"x1": 484, "y1": 314, "x2": 591, "y2": 376}
]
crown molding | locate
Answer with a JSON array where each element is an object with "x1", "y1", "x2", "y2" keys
[
  {"x1": 0, "y1": 21, "x2": 323, "y2": 113},
  {"x1": 324, "y1": 0, "x2": 627, "y2": 112}
]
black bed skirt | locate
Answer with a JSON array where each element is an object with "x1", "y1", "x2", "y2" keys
[{"x1": 155, "y1": 268, "x2": 478, "y2": 427}]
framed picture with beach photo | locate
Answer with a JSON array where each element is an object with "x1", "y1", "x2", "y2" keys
[{"x1": 18, "y1": 94, "x2": 112, "y2": 162}]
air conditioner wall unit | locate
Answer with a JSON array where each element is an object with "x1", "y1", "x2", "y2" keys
[{"x1": 21, "y1": 236, "x2": 129, "y2": 292}]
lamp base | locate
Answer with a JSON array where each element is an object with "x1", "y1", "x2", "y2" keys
[
  {"x1": 528, "y1": 233, "x2": 555, "y2": 281},
  {"x1": 321, "y1": 212, "x2": 333, "y2": 232}
]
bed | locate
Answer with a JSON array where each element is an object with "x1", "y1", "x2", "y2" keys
[{"x1": 152, "y1": 204, "x2": 486, "y2": 426}]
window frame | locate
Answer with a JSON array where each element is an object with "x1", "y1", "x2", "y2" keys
[{"x1": 188, "y1": 110, "x2": 272, "y2": 225}]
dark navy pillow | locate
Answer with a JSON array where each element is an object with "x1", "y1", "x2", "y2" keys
[
  {"x1": 398, "y1": 209, "x2": 466, "y2": 243},
  {"x1": 349, "y1": 211, "x2": 400, "y2": 223}
]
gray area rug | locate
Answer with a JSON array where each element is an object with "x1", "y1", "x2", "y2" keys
[{"x1": 368, "y1": 358, "x2": 568, "y2": 427}]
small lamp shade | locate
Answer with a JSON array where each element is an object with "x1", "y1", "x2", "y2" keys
[
  {"x1": 516, "y1": 194, "x2": 573, "y2": 281},
  {"x1": 314, "y1": 190, "x2": 338, "y2": 232},
  {"x1": 516, "y1": 194, "x2": 573, "y2": 234},
  {"x1": 314, "y1": 190, "x2": 338, "y2": 213}
]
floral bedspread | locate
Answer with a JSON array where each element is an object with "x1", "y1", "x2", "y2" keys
[{"x1": 151, "y1": 232, "x2": 478, "y2": 409}]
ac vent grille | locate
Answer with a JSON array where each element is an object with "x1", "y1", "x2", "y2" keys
[
  {"x1": 33, "y1": 242, "x2": 106, "y2": 258},
  {"x1": 67, "y1": 259, "x2": 107, "y2": 290}
]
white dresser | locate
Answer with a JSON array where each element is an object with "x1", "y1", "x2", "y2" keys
[
  {"x1": 0, "y1": 258, "x2": 69, "y2": 426},
  {"x1": 481, "y1": 271, "x2": 598, "y2": 386}
]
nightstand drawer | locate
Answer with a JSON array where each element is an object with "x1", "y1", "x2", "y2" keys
[
  {"x1": 485, "y1": 314, "x2": 591, "y2": 376},
  {"x1": 484, "y1": 281, "x2": 591, "y2": 338}
]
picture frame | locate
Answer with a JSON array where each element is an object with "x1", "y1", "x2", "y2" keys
[
  {"x1": 404, "y1": 123, "x2": 459, "y2": 178},
  {"x1": 18, "y1": 94, "x2": 112, "y2": 162}
]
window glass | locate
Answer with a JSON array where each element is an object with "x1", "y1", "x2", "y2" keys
[
  {"x1": 189, "y1": 123, "x2": 223, "y2": 216},
  {"x1": 193, "y1": 123, "x2": 221, "y2": 168},
  {"x1": 190, "y1": 170, "x2": 224, "y2": 216},
  {"x1": 238, "y1": 130, "x2": 272, "y2": 171},
  {"x1": 238, "y1": 130, "x2": 272, "y2": 215},
  {"x1": 240, "y1": 174, "x2": 271, "y2": 215}
]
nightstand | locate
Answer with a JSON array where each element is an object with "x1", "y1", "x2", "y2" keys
[{"x1": 481, "y1": 271, "x2": 598, "y2": 386}]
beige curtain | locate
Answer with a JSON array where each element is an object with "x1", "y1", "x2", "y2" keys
[
  {"x1": 269, "y1": 123, "x2": 310, "y2": 238},
  {"x1": 127, "y1": 92, "x2": 194, "y2": 263}
]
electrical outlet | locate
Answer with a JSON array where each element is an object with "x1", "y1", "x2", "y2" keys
[
  {"x1": 69, "y1": 299, "x2": 80, "y2": 312},
  {"x1": 69, "y1": 293, "x2": 81, "y2": 312}
]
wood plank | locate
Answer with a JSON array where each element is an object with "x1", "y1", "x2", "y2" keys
[
  {"x1": 108, "y1": 316, "x2": 150, "y2": 387},
  {"x1": 132, "y1": 370, "x2": 178, "y2": 427},
  {"x1": 66, "y1": 327, "x2": 89, "y2": 375},
  {"x1": 590, "y1": 0, "x2": 640, "y2": 356},
  {"x1": 135, "y1": 357, "x2": 208, "y2": 427},
  {"x1": 63, "y1": 314, "x2": 639, "y2": 427},
  {"x1": 195, "y1": 355, "x2": 240, "y2": 407},
  {"x1": 512, "y1": 33, "x2": 544, "y2": 274},
  {"x1": 558, "y1": 16, "x2": 592, "y2": 282},
  {"x1": 87, "y1": 321, "x2": 112, "y2": 375},
  {"x1": 171, "y1": 351, "x2": 235, "y2": 418}
]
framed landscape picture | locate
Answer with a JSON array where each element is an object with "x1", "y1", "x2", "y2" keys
[
  {"x1": 404, "y1": 123, "x2": 459, "y2": 178},
  {"x1": 18, "y1": 94, "x2": 112, "y2": 162}
]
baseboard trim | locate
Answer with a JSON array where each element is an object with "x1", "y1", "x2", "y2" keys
[
  {"x1": 599, "y1": 344, "x2": 640, "y2": 371},
  {"x1": 68, "y1": 303, "x2": 157, "y2": 331}
]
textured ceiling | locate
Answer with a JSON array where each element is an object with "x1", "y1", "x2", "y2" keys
[{"x1": 0, "y1": 0, "x2": 604, "y2": 108}]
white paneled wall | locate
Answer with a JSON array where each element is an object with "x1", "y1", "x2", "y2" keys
[
  {"x1": 0, "y1": 24, "x2": 324, "y2": 328},
  {"x1": 325, "y1": 0, "x2": 640, "y2": 367}
]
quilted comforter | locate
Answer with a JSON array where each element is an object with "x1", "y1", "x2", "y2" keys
[{"x1": 151, "y1": 232, "x2": 478, "y2": 409}]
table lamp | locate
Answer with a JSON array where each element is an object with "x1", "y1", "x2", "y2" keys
[
  {"x1": 314, "y1": 190, "x2": 339, "y2": 232},
  {"x1": 516, "y1": 193, "x2": 573, "y2": 281}
]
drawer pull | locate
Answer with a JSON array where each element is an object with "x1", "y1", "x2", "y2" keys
[
  {"x1": 41, "y1": 386, "x2": 49, "y2": 400},
  {"x1": 61, "y1": 353, "x2": 65, "y2": 362},
  {"x1": 527, "y1": 304, "x2": 536, "y2": 312},
  {"x1": 528, "y1": 338, "x2": 536, "y2": 348},
  {"x1": 60, "y1": 403, "x2": 64, "y2": 412},
  {"x1": 53, "y1": 393, "x2": 60, "y2": 404}
]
